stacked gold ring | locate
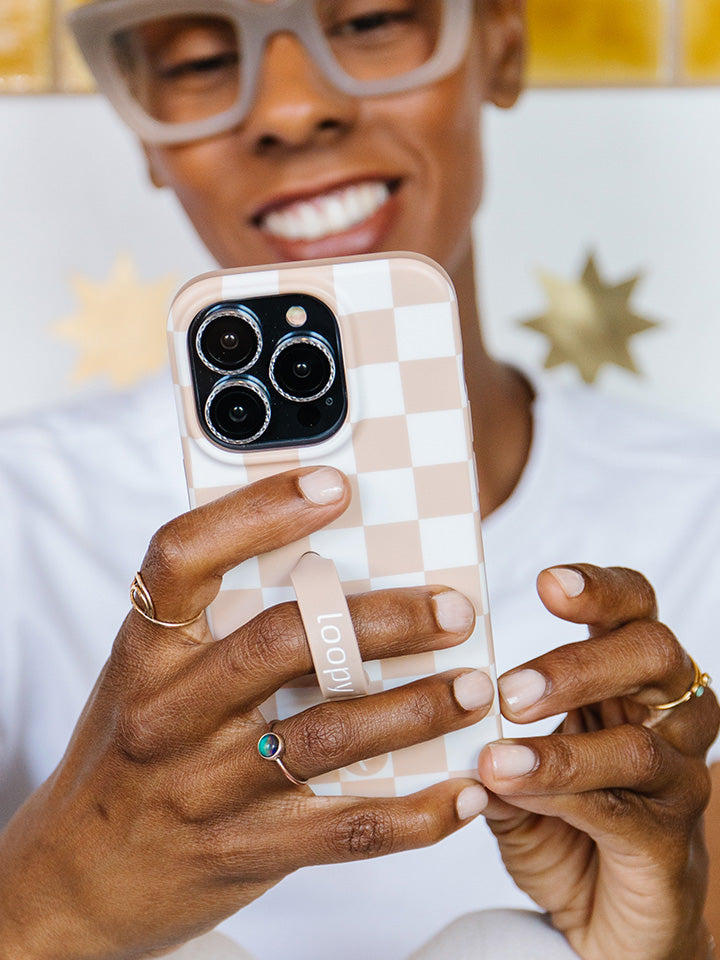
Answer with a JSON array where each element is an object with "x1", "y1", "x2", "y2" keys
[{"x1": 130, "y1": 572, "x2": 204, "y2": 629}]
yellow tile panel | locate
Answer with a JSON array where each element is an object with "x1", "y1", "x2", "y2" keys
[
  {"x1": 4, "y1": 0, "x2": 720, "y2": 94},
  {"x1": 527, "y1": 0, "x2": 668, "y2": 84},
  {"x1": 0, "y1": 0, "x2": 53, "y2": 92},
  {"x1": 683, "y1": 0, "x2": 720, "y2": 80},
  {"x1": 57, "y1": 0, "x2": 94, "y2": 92}
]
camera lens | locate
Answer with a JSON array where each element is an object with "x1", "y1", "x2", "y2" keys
[
  {"x1": 205, "y1": 379, "x2": 271, "y2": 445},
  {"x1": 196, "y1": 309, "x2": 262, "y2": 374},
  {"x1": 269, "y1": 335, "x2": 335, "y2": 402}
]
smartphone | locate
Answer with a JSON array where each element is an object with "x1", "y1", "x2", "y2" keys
[{"x1": 168, "y1": 252, "x2": 501, "y2": 797}]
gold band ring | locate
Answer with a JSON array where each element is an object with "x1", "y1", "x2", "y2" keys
[
  {"x1": 130, "y1": 572, "x2": 204, "y2": 629},
  {"x1": 652, "y1": 656, "x2": 712, "y2": 711},
  {"x1": 257, "y1": 723, "x2": 307, "y2": 787}
]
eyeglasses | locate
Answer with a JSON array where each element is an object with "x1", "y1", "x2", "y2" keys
[{"x1": 68, "y1": 0, "x2": 474, "y2": 145}]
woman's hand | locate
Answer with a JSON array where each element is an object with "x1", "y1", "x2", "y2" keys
[
  {"x1": 478, "y1": 564, "x2": 719, "y2": 960},
  {"x1": 0, "y1": 467, "x2": 493, "y2": 960}
]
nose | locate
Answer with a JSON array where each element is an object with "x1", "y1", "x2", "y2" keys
[{"x1": 244, "y1": 33, "x2": 359, "y2": 152}]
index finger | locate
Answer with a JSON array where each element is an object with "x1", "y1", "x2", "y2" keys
[
  {"x1": 132, "y1": 466, "x2": 350, "y2": 636},
  {"x1": 536, "y1": 564, "x2": 658, "y2": 637},
  {"x1": 500, "y1": 564, "x2": 714, "y2": 737}
]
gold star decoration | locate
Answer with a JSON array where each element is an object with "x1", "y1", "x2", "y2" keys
[
  {"x1": 54, "y1": 253, "x2": 178, "y2": 388},
  {"x1": 521, "y1": 254, "x2": 660, "y2": 384}
]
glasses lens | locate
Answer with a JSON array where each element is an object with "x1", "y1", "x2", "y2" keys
[
  {"x1": 314, "y1": 0, "x2": 444, "y2": 82},
  {"x1": 110, "y1": 15, "x2": 241, "y2": 124}
]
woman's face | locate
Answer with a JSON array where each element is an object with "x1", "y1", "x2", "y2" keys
[{"x1": 144, "y1": 3, "x2": 523, "y2": 277}]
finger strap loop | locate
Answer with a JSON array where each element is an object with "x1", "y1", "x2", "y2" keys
[
  {"x1": 652, "y1": 656, "x2": 712, "y2": 711},
  {"x1": 290, "y1": 552, "x2": 369, "y2": 700}
]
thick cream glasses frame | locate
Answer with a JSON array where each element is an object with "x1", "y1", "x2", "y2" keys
[{"x1": 69, "y1": 0, "x2": 474, "y2": 145}]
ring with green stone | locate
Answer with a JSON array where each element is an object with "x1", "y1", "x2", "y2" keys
[
  {"x1": 652, "y1": 656, "x2": 712, "y2": 712},
  {"x1": 257, "y1": 725, "x2": 307, "y2": 787}
]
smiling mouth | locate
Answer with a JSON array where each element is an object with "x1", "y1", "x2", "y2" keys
[{"x1": 256, "y1": 180, "x2": 399, "y2": 242}]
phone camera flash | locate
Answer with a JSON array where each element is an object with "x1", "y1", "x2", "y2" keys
[{"x1": 286, "y1": 306, "x2": 307, "y2": 328}]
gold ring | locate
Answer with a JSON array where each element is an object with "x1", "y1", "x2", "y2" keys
[
  {"x1": 130, "y1": 572, "x2": 205, "y2": 629},
  {"x1": 257, "y1": 723, "x2": 307, "y2": 787},
  {"x1": 652, "y1": 656, "x2": 712, "y2": 711}
]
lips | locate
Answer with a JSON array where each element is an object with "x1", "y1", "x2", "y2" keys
[{"x1": 254, "y1": 179, "x2": 400, "y2": 256}]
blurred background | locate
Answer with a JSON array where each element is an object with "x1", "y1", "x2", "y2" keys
[{"x1": 1, "y1": 0, "x2": 719, "y2": 424}]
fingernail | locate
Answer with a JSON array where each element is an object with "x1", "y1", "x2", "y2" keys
[
  {"x1": 298, "y1": 468, "x2": 345, "y2": 506},
  {"x1": 499, "y1": 669, "x2": 547, "y2": 712},
  {"x1": 456, "y1": 785, "x2": 489, "y2": 820},
  {"x1": 488, "y1": 742, "x2": 538, "y2": 779},
  {"x1": 549, "y1": 567, "x2": 585, "y2": 598},
  {"x1": 453, "y1": 671, "x2": 495, "y2": 711},
  {"x1": 433, "y1": 591, "x2": 475, "y2": 634}
]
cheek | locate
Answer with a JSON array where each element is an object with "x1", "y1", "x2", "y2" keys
[
  {"x1": 431, "y1": 103, "x2": 484, "y2": 211},
  {"x1": 149, "y1": 143, "x2": 253, "y2": 261},
  {"x1": 155, "y1": 145, "x2": 224, "y2": 213},
  {"x1": 426, "y1": 71, "x2": 486, "y2": 209},
  {"x1": 393, "y1": 76, "x2": 485, "y2": 259}
]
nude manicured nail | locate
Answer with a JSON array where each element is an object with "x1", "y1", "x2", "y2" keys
[
  {"x1": 433, "y1": 590, "x2": 475, "y2": 634},
  {"x1": 456, "y1": 785, "x2": 489, "y2": 820},
  {"x1": 499, "y1": 669, "x2": 547, "y2": 712},
  {"x1": 488, "y1": 742, "x2": 538, "y2": 779},
  {"x1": 549, "y1": 567, "x2": 585, "y2": 598},
  {"x1": 298, "y1": 468, "x2": 345, "y2": 505},
  {"x1": 453, "y1": 671, "x2": 495, "y2": 711}
]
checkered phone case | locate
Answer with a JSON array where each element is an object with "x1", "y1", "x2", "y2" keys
[{"x1": 168, "y1": 252, "x2": 501, "y2": 796}]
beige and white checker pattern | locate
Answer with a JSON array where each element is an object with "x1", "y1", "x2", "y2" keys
[{"x1": 168, "y1": 253, "x2": 501, "y2": 797}]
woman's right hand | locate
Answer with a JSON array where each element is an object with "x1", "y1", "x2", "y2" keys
[{"x1": 0, "y1": 467, "x2": 492, "y2": 960}]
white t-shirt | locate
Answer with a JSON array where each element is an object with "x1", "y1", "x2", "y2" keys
[{"x1": 1, "y1": 372, "x2": 719, "y2": 959}]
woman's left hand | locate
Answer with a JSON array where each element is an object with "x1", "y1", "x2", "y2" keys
[{"x1": 478, "y1": 564, "x2": 719, "y2": 960}]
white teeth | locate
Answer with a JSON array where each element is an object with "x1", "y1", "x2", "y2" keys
[
  {"x1": 298, "y1": 204, "x2": 324, "y2": 237},
  {"x1": 262, "y1": 181, "x2": 391, "y2": 241},
  {"x1": 326, "y1": 196, "x2": 350, "y2": 233}
]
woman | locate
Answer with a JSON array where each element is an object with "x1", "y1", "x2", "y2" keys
[{"x1": 0, "y1": 2, "x2": 718, "y2": 957}]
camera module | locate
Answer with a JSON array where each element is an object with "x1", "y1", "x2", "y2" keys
[
  {"x1": 269, "y1": 335, "x2": 336, "y2": 402},
  {"x1": 196, "y1": 308, "x2": 262, "y2": 374},
  {"x1": 205, "y1": 378, "x2": 271, "y2": 445},
  {"x1": 190, "y1": 293, "x2": 347, "y2": 451}
]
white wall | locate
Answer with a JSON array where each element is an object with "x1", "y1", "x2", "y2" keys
[
  {"x1": 480, "y1": 87, "x2": 720, "y2": 426},
  {"x1": 1, "y1": 88, "x2": 719, "y2": 424}
]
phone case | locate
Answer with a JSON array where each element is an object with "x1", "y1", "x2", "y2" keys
[{"x1": 168, "y1": 252, "x2": 501, "y2": 796}]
